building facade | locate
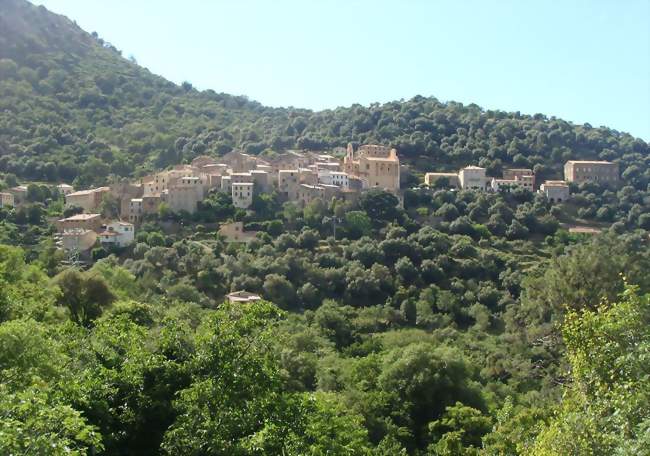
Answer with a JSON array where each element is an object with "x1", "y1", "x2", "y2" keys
[
  {"x1": 98, "y1": 221, "x2": 135, "y2": 247},
  {"x1": 167, "y1": 177, "x2": 204, "y2": 213},
  {"x1": 424, "y1": 172, "x2": 460, "y2": 188},
  {"x1": 564, "y1": 160, "x2": 619, "y2": 184},
  {"x1": 503, "y1": 168, "x2": 535, "y2": 188},
  {"x1": 61, "y1": 229, "x2": 98, "y2": 252},
  {"x1": 65, "y1": 187, "x2": 110, "y2": 212},
  {"x1": 458, "y1": 166, "x2": 488, "y2": 190},
  {"x1": 539, "y1": 180, "x2": 570, "y2": 202},
  {"x1": 56, "y1": 213, "x2": 102, "y2": 232},
  {"x1": 232, "y1": 182, "x2": 254, "y2": 209},
  {"x1": 343, "y1": 144, "x2": 400, "y2": 191},
  {"x1": 0, "y1": 192, "x2": 14, "y2": 208}
]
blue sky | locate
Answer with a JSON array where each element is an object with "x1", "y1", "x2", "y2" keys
[{"x1": 36, "y1": 0, "x2": 650, "y2": 140}]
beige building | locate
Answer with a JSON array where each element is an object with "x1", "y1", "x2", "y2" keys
[
  {"x1": 65, "y1": 187, "x2": 110, "y2": 212},
  {"x1": 250, "y1": 170, "x2": 270, "y2": 193},
  {"x1": 56, "y1": 183, "x2": 75, "y2": 195},
  {"x1": 221, "y1": 150, "x2": 259, "y2": 173},
  {"x1": 503, "y1": 168, "x2": 535, "y2": 188},
  {"x1": 490, "y1": 174, "x2": 534, "y2": 192},
  {"x1": 232, "y1": 182, "x2": 254, "y2": 209},
  {"x1": 424, "y1": 172, "x2": 460, "y2": 188},
  {"x1": 218, "y1": 221, "x2": 258, "y2": 242},
  {"x1": 297, "y1": 184, "x2": 325, "y2": 208},
  {"x1": 8, "y1": 185, "x2": 28, "y2": 205},
  {"x1": 221, "y1": 175, "x2": 232, "y2": 193},
  {"x1": 0, "y1": 192, "x2": 14, "y2": 208},
  {"x1": 343, "y1": 144, "x2": 400, "y2": 191},
  {"x1": 61, "y1": 229, "x2": 98, "y2": 252},
  {"x1": 564, "y1": 160, "x2": 619, "y2": 185},
  {"x1": 458, "y1": 166, "x2": 488, "y2": 191},
  {"x1": 298, "y1": 168, "x2": 318, "y2": 186},
  {"x1": 128, "y1": 198, "x2": 143, "y2": 223},
  {"x1": 56, "y1": 213, "x2": 102, "y2": 233},
  {"x1": 278, "y1": 169, "x2": 300, "y2": 200},
  {"x1": 167, "y1": 176, "x2": 204, "y2": 213},
  {"x1": 539, "y1": 180, "x2": 570, "y2": 203}
]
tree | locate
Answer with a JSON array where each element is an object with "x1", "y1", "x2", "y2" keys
[
  {"x1": 344, "y1": 211, "x2": 372, "y2": 239},
  {"x1": 53, "y1": 269, "x2": 116, "y2": 326},
  {"x1": 436, "y1": 203, "x2": 459, "y2": 222},
  {"x1": 0, "y1": 384, "x2": 104, "y2": 455},
  {"x1": 359, "y1": 190, "x2": 401, "y2": 224},
  {"x1": 161, "y1": 301, "x2": 303, "y2": 455},
  {"x1": 263, "y1": 274, "x2": 296, "y2": 309},
  {"x1": 532, "y1": 285, "x2": 650, "y2": 455}
]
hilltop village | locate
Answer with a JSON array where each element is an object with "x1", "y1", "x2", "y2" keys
[{"x1": 0, "y1": 142, "x2": 620, "y2": 257}]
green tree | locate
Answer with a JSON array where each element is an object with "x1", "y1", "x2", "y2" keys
[
  {"x1": 532, "y1": 285, "x2": 650, "y2": 455},
  {"x1": 53, "y1": 269, "x2": 116, "y2": 326}
]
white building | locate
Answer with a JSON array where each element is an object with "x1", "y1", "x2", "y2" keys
[
  {"x1": 539, "y1": 180, "x2": 570, "y2": 203},
  {"x1": 490, "y1": 175, "x2": 534, "y2": 192},
  {"x1": 458, "y1": 166, "x2": 488, "y2": 191},
  {"x1": 318, "y1": 170, "x2": 350, "y2": 189},
  {"x1": 232, "y1": 182, "x2": 254, "y2": 209},
  {"x1": 98, "y1": 221, "x2": 135, "y2": 247}
]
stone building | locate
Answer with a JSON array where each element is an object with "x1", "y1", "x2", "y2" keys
[
  {"x1": 218, "y1": 221, "x2": 258, "y2": 242},
  {"x1": 56, "y1": 213, "x2": 102, "y2": 233},
  {"x1": 490, "y1": 174, "x2": 534, "y2": 192},
  {"x1": 65, "y1": 187, "x2": 110, "y2": 212},
  {"x1": 538, "y1": 180, "x2": 570, "y2": 203},
  {"x1": 61, "y1": 229, "x2": 97, "y2": 252},
  {"x1": 250, "y1": 170, "x2": 270, "y2": 193},
  {"x1": 424, "y1": 172, "x2": 460, "y2": 188},
  {"x1": 8, "y1": 185, "x2": 28, "y2": 205},
  {"x1": 56, "y1": 183, "x2": 75, "y2": 195},
  {"x1": 278, "y1": 169, "x2": 300, "y2": 200},
  {"x1": 458, "y1": 166, "x2": 488, "y2": 191},
  {"x1": 503, "y1": 168, "x2": 535, "y2": 188},
  {"x1": 564, "y1": 160, "x2": 619, "y2": 185},
  {"x1": 0, "y1": 192, "x2": 14, "y2": 208},
  {"x1": 128, "y1": 198, "x2": 143, "y2": 223},
  {"x1": 167, "y1": 176, "x2": 204, "y2": 213},
  {"x1": 343, "y1": 144, "x2": 400, "y2": 191},
  {"x1": 232, "y1": 182, "x2": 254, "y2": 209},
  {"x1": 297, "y1": 184, "x2": 325, "y2": 208}
]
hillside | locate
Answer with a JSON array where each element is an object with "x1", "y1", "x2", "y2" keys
[
  {"x1": 1, "y1": 0, "x2": 648, "y2": 189},
  {"x1": 1, "y1": 1, "x2": 650, "y2": 454}
]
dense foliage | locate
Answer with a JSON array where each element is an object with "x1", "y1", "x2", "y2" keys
[
  {"x1": 1, "y1": 0, "x2": 648, "y2": 191},
  {"x1": 2, "y1": 1, "x2": 650, "y2": 454}
]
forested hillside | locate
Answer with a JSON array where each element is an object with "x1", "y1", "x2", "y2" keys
[
  {"x1": 1, "y1": 0, "x2": 650, "y2": 455},
  {"x1": 1, "y1": 0, "x2": 648, "y2": 188}
]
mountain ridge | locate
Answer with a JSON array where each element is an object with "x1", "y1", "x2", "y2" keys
[{"x1": 0, "y1": 0, "x2": 648, "y2": 189}]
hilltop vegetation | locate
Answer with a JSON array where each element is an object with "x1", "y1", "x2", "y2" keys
[
  {"x1": 1, "y1": 0, "x2": 650, "y2": 454},
  {"x1": 1, "y1": 0, "x2": 648, "y2": 189}
]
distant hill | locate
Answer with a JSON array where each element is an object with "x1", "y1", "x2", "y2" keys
[{"x1": 0, "y1": 0, "x2": 648, "y2": 189}]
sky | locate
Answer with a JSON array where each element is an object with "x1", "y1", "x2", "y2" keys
[{"x1": 35, "y1": 0, "x2": 650, "y2": 140}]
